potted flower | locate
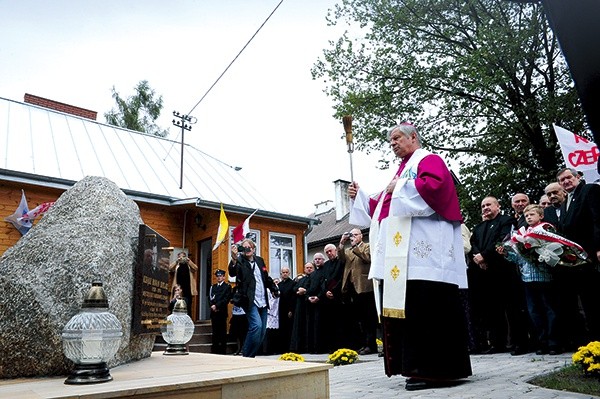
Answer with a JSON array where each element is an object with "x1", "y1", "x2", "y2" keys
[
  {"x1": 278, "y1": 352, "x2": 305, "y2": 362},
  {"x1": 573, "y1": 341, "x2": 600, "y2": 376},
  {"x1": 327, "y1": 348, "x2": 359, "y2": 366}
]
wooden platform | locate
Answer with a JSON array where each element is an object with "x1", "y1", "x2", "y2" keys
[{"x1": 0, "y1": 353, "x2": 331, "y2": 399}]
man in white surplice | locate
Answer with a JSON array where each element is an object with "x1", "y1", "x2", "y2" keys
[{"x1": 348, "y1": 123, "x2": 471, "y2": 391}]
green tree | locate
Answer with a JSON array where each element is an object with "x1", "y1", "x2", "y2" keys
[
  {"x1": 312, "y1": 0, "x2": 587, "y2": 224},
  {"x1": 104, "y1": 80, "x2": 168, "y2": 137}
]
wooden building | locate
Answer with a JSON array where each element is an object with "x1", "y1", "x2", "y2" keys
[{"x1": 0, "y1": 94, "x2": 318, "y2": 321}]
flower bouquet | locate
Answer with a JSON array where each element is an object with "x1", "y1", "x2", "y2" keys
[
  {"x1": 504, "y1": 223, "x2": 589, "y2": 267},
  {"x1": 278, "y1": 352, "x2": 305, "y2": 362},
  {"x1": 327, "y1": 348, "x2": 359, "y2": 366},
  {"x1": 573, "y1": 341, "x2": 600, "y2": 376}
]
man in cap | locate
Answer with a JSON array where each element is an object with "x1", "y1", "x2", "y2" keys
[{"x1": 210, "y1": 269, "x2": 232, "y2": 354}]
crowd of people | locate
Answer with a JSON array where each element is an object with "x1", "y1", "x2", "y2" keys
[
  {"x1": 168, "y1": 122, "x2": 599, "y2": 392},
  {"x1": 468, "y1": 168, "x2": 600, "y2": 358},
  {"x1": 224, "y1": 236, "x2": 380, "y2": 358}
]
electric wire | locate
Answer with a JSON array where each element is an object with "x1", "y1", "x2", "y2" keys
[
  {"x1": 165, "y1": 0, "x2": 284, "y2": 162},
  {"x1": 187, "y1": 0, "x2": 284, "y2": 115}
]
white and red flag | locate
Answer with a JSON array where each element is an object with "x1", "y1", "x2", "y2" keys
[
  {"x1": 232, "y1": 210, "x2": 258, "y2": 243},
  {"x1": 18, "y1": 201, "x2": 55, "y2": 222},
  {"x1": 4, "y1": 190, "x2": 32, "y2": 235},
  {"x1": 553, "y1": 124, "x2": 600, "y2": 183}
]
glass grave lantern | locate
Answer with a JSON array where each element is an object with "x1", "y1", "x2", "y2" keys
[
  {"x1": 161, "y1": 298, "x2": 194, "y2": 355},
  {"x1": 62, "y1": 281, "x2": 123, "y2": 384}
]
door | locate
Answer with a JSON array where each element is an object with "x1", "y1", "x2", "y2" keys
[{"x1": 197, "y1": 238, "x2": 213, "y2": 320}]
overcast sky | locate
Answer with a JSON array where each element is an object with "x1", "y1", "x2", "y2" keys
[{"x1": 0, "y1": 0, "x2": 395, "y2": 216}]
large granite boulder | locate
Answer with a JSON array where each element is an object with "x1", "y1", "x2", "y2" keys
[{"x1": 0, "y1": 176, "x2": 155, "y2": 378}]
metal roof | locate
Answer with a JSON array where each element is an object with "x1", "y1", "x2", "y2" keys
[
  {"x1": 0, "y1": 96, "x2": 297, "y2": 219},
  {"x1": 305, "y1": 207, "x2": 368, "y2": 247}
]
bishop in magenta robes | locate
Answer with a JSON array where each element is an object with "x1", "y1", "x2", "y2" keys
[{"x1": 349, "y1": 123, "x2": 472, "y2": 391}]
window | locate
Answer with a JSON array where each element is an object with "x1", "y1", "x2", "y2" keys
[{"x1": 269, "y1": 233, "x2": 296, "y2": 279}]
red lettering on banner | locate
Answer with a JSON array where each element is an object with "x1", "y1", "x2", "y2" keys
[
  {"x1": 573, "y1": 134, "x2": 590, "y2": 144},
  {"x1": 568, "y1": 146, "x2": 600, "y2": 167}
]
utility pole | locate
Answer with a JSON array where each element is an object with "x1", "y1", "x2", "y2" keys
[{"x1": 172, "y1": 111, "x2": 196, "y2": 189}]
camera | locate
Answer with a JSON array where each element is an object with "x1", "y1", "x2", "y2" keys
[
  {"x1": 343, "y1": 232, "x2": 351, "y2": 237},
  {"x1": 178, "y1": 256, "x2": 188, "y2": 264},
  {"x1": 237, "y1": 245, "x2": 252, "y2": 255}
]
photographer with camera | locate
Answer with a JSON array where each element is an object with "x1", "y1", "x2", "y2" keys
[
  {"x1": 169, "y1": 251, "x2": 198, "y2": 318},
  {"x1": 228, "y1": 239, "x2": 279, "y2": 358},
  {"x1": 338, "y1": 228, "x2": 377, "y2": 355}
]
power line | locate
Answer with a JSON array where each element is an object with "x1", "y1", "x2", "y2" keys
[
  {"x1": 164, "y1": 0, "x2": 284, "y2": 166},
  {"x1": 187, "y1": 0, "x2": 285, "y2": 116}
]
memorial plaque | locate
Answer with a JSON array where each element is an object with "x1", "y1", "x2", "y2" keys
[{"x1": 132, "y1": 224, "x2": 170, "y2": 335}]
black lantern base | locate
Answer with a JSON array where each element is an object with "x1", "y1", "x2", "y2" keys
[
  {"x1": 163, "y1": 343, "x2": 189, "y2": 355},
  {"x1": 64, "y1": 362, "x2": 113, "y2": 384}
]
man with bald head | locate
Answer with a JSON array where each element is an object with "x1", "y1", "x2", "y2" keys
[
  {"x1": 470, "y1": 196, "x2": 528, "y2": 355},
  {"x1": 543, "y1": 182, "x2": 566, "y2": 226}
]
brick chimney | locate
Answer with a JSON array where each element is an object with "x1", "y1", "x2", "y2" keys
[
  {"x1": 24, "y1": 93, "x2": 97, "y2": 120},
  {"x1": 334, "y1": 179, "x2": 351, "y2": 221}
]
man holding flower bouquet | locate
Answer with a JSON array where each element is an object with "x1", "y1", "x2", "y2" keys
[{"x1": 497, "y1": 204, "x2": 584, "y2": 355}]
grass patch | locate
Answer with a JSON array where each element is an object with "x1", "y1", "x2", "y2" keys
[{"x1": 529, "y1": 364, "x2": 600, "y2": 396}]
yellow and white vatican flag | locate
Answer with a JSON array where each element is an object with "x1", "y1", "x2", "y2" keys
[
  {"x1": 382, "y1": 216, "x2": 411, "y2": 319},
  {"x1": 212, "y1": 203, "x2": 229, "y2": 251}
]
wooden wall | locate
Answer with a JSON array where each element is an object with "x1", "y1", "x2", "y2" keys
[
  {"x1": 0, "y1": 181, "x2": 62, "y2": 255},
  {"x1": 1, "y1": 180, "x2": 308, "y2": 278},
  {"x1": 1, "y1": 180, "x2": 309, "y2": 321}
]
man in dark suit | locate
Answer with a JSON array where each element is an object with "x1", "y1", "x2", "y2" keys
[
  {"x1": 276, "y1": 266, "x2": 295, "y2": 353},
  {"x1": 556, "y1": 167, "x2": 600, "y2": 346},
  {"x1": 511, "y1": 193, "x2": 530, "y2": 229},
  {"x1": 470, "y1": 196, "x2": 528, "y2": 355},
  {"x1": 228, "y1": 239, "x2": 279, "y2": 357},
  {"x1": 321, "y1": 243, "x2": 345, "y2": 353},
  {"x1": 543, "y1": 182, "x2": 566, "y2": 227},
  {"x1": 306, "y1": 253, "x2": 327, "y2": 354},
  {"x1": 209, "y1": 269, "x2": 232, "y2": 354}
]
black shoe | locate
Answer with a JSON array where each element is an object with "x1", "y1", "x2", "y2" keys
[
  {"x1": 535, "y1": 348, "x2": 548, "y2": 355},
  {"x1": 358, "y1": 347, "x2": 373, "y2": 355},
  {"x1": 405, "y1": 378, "x2": 429, "y2": 391},
  {"x1": 510, "y1": 346, "x2": 527, "y2": 356},
  {"x1": 482, "y1": 346, "x2": 500, "y2": 354},
  {"x1": 548, "y1": 346, "x2": 562, "y2": 355},
  {"x1": 405, "y1": 378, "x2": 453, "y2": 391},
  {"x1": 378, "y1": 351, "x2": 384, "y2": 357}
]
